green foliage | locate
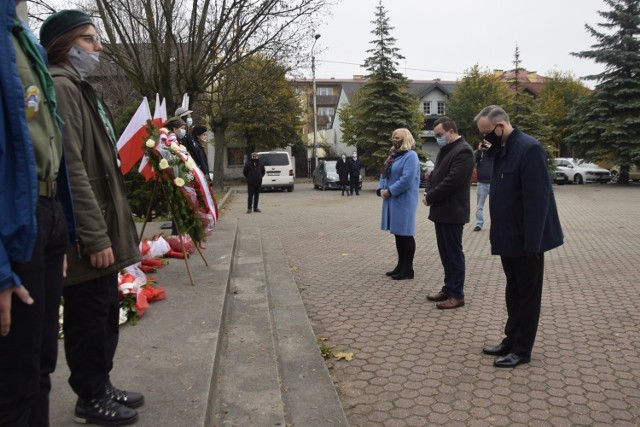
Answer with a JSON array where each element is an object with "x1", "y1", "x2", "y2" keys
[
  {"x1": 534, "y1": 71, "x2": 591, "y2": 156},
  {"x1": 339, "y1": 1, "x2": 424, "y2": 170},
  {"x1": 225, "y1": 56, "x2": 303, "y2": 155},
  {"x1": 567, "y1": 0, "x2": 640, "y2": 171},
  {"x1": 446, "y1": 65, "x2": 514, "y2": 145}
]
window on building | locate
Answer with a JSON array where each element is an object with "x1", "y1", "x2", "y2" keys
[
  {"x1": 422, "y1": 101, "x2": 431, "y2": 115},
  {"x1": 227, "y1": 148, "x2": 245, "y2": 167},
  {"x1": 317, "y1": 107, "x2": 335, "y2": 116},
  {"x1": 317, "y1": 87, "x2": 333, "y2": 96},
  {"x1": 437, "y1": 101, "x2": 446, "y2": 115}
]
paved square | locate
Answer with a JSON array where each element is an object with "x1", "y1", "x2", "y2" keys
[{"x1": 229, "y1": 181, "x2": 640, "y2": 426}]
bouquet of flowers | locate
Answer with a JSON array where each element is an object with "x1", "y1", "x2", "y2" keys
[
  {"x1": 143, "y1": 124, "x2": 218, "y2": 244},
  {"x1": 118, "y1": 264, "x2": 167, "y2": 325}
]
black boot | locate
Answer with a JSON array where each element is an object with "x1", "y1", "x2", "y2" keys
[
  {"x1": 387, "y1": 236, "x2": 403, "y2": 277},
  {"x1": 104, "y1": 381, "x2": 145, "y2": 408},
  {"x1": 75, "y1": 393, "x2": 138, "y2": 426},
  {"x1": 391, "y1": 236, "x2": 415, "y2": 280}
]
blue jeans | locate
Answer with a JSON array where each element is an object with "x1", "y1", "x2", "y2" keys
[{"x1": 475, "y1": 182, "x2": 490, "y2": 227}]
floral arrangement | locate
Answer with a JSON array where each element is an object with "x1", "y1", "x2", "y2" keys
[
  {"x1": 118, "y1": 264, "x2": 167, "y2": 325},
  {"x1": 143, "y1": 122, "x2": 218, "y2": 243}
]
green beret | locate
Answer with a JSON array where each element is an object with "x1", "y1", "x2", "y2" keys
[{"x1": 40, "y1": 10, "x2": 93, "y2": 49}]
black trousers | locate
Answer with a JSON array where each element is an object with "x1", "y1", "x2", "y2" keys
[
  {"x1": 247, "y1": 183, "x2": 261, "y2": 210},
  {"x1": 434, "y1": 223, "x2": 465, "y2": 300},
  {"x1": 394, "y1": 234, "x2": 415, "y2": 273},
  {"x1": 0, "y1": 198, "x2": 67, "y2": 427},
  {"x1": 63, "y1": 272, "x2": 120, "y2": 399},
  {"x1": 500, "y1": 254, "x2": 544, "y2": 357}
]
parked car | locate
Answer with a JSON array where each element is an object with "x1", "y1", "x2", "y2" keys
[
  {"x1": 257, "y1": 151, "x2": 294, "y2": 192},
  {"x1": 419, "y1": 160, "x2": 435, "y2": 188},
  {"x1": 553, "y1": 170, "x2": 568, "y2": 185},
  {"x1": 313, "y1": 160, "x2": 362, "y2": 191},
  {"x1": 554, "y1": 158, "x2": 610, "y2": 184},
  {"x1": 610, "y1": 165, "x2": 640, "y2": 183}
]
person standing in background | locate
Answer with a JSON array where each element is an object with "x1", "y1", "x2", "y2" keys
[
  {"x1": 475, "y1": 105, "x2": 563, "y2": 368},
  {"x1": 41, "y1": 9, "x2": 143, "y2": 425},
  {"x1": 424, "y1": 116, "x2": 474, "y2": 310},
  {"x1": 336, "y1": 152, "x2": 350, "y2": 196},
  {"x1": 348, "y1": 150, "x2": 361, "y2": 195},
  {"x1": 473, "y1": 140, "x2": 494, "y2": 231},
  {"x1": 243, "y1": 152, "x2": 265, "y2": 213},
  {"x1": 377, "y1": 128, "x2": 420, "y2": 281},
  {"x1": 1, "y1": 1, "x2": 76, "y2": 424}
]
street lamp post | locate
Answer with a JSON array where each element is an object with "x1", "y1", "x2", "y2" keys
[{"x1": 311, "y1": 33, "x2": 321, "y2": 169}]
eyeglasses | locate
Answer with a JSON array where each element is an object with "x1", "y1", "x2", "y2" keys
[
  {"x1": 77, "y1": 34, "x2": 101, "y2": 45},
  {"x1": 434, "y1": 129, "x2": 448, "y2": 138}
]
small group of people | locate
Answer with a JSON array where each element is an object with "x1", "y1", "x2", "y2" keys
[
  {"x1": 336, "y1": 151, "x2": 362, "y2": 196},
  {"x1": 2, "y1": 5, "x2": 144, "y2": 426},
  {"x1": 377, "y1": 106, "x2": 563, "y2": 368}
]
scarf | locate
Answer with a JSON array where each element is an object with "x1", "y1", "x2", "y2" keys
[{"x1": 381, "y1": 148, "x2": 406, "y2": 177}]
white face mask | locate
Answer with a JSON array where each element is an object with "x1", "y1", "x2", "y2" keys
[
  {"x1": 67, "y1": 45, "x2": 100, "y2": 79},
  {"x1": 186, "y1": 118, "x2": 193, "y2": 127},
  {"x1": 341, "y1": 155, "x2": 346, "y2": 160},
  {"x1": 352, "y1": 154, "x2": 357, "y2": 159}
]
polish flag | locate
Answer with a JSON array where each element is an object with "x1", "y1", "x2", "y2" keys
[
  {"x1": 116, "y1": 97, "x2": 152, "y2": 175},
  {"x1": 139, "y1": 94, "x2": 168, "y2": 180}
]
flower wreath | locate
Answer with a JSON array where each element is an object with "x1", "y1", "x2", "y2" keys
[{"x1": 143, "y1": 122, "x2": 218, "y2": 243}]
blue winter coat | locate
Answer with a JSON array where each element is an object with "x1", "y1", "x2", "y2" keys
[
  {"x1": 1, "y1": 3, "x2": 38, "y2": 290},
  {"x1": 489, "y1": 127, "x2": 563, "y2": 256},
  {"x1": 377, "y1": 150, "x2": 420, "y2": 236}
]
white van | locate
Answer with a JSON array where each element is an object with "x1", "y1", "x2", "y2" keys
[{"x1": 257, "y1": 151, "x2": 294, "y2": 192}]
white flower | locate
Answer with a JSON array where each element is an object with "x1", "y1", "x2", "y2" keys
[
  {"x1": 159, "y1": 159, "x2": 169, "y2": 170},
  {"x1": 174, "y1": 177, "x2": 185, "y2": 187},
  {"x1": 185, "y1": 159, "x2": 196, "y2": 170},
  {"x1": 145, "y1": 139, "x2": 156, "y2": 148},
  {"x1": 184, "y1": 171, "x2": 194, "y2": 182},
  {"x1": 119, "y1": 307, "x2": 129, "y2": 325},
  {"x1": 169, "y1": 143, "x2": 180, "y2": 152}
]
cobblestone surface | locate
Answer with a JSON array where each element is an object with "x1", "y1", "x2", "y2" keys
[{"x1": 229, "y1": 180, "x2": 640, "y2": 426}]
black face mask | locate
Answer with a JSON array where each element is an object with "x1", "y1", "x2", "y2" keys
[{"x1": 483, "y1": 125, "x2": 503, "y2": 146}]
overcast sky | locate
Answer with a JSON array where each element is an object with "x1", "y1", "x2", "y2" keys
[{"x1": 309, "y1": 0, "x2": 608, "y2": 86}]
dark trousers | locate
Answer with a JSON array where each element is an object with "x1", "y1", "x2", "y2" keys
[
  {"x1": 500, "y1": 254, "x2": 544, "y2": 357},
  {"x1": 394, "y1": 234, "x2": 415, "y2": 273},
  {"x1": 63, "y1": 272, "x2": 119, "y2": 399},
  {"x1": 349, "y1": 177, "x2": 359, "y2": 194},
  {"x1": 247, "y1": 183, "x2": 261, "y2": 210},
  {"x1": 435, "y1": 223, "x2": 465, "y2": 300},
  {"x1": 0, "y1": 198, "x2": 67, "y2": 427}
]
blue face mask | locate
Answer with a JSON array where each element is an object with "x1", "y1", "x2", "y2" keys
[
  {"x1": 186, "y1": 118, "x2": 193, "y2": 127},
  {"x1": 436, "y1": 137, "x2": 448, "y2": 147},
  {"x1": 178, "y1": 129, "x2": 187, "y2": 138}
]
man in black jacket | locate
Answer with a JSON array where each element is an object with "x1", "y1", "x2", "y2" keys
[
  {"x1": 243, "y1": 153, "x2": 265, "y2": 213},
  {"x1": 475, "y1": 105, "x2": 563, "y2": 368},
  {"x1": 423, "y1": 116, "x2": 475, "y2": 310},
  {"x1": 473, "y1": 142, "x2": 494, "y2": 231}
]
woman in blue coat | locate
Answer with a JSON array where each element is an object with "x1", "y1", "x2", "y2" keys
[{"x1": 377, "y1": 128, "x2": 420, "y2": 280}]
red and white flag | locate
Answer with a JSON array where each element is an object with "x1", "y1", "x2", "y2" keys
[
  {"x1": 116, "y1": 97, "x2": 152, "y2": 175},
  {"x1": 139, "y1": 94, "x2": 168, "y2": 180}
]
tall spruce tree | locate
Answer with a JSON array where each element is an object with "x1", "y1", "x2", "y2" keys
[
  {"x1": 339, "y1": 0, "x2": 423, "y2": 170},
  {"x1": 567, "y1": 0, "x2": 640, "y2": 182}
]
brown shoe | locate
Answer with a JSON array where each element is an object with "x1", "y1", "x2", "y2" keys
[
  {"x1": 436, "y1": 298, "x2": 465, "y2": 310},
  {"x1": 426, "y1": 291, "x2": 449, "y2": 302}
]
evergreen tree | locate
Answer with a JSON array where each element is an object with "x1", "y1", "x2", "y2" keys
[
  {"x1": 567, "y1": 0, "x2": 640, "y2": 182},
  {"x1": 339, "y1": 0, "x2": 423, "y2": 170}
]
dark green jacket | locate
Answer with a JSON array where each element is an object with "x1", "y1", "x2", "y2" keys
[{"x1": 51, "y1": 64, "x2": 140, "y2": 285}]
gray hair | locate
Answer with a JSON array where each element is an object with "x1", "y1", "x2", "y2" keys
[{"x1": 474, "y1": 105, "x2": 511, "y2": 124}]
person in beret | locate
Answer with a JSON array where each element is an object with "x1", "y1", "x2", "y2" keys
[{"x1": 40, "y1": 9, "x2": 143, "y2": 426}]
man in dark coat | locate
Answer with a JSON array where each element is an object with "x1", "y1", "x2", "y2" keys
[
  {"x1": 336, "y1": 152, "x2": 350, "y2": 196},
  {"x1": 423, "y1": 116, "x2": 475, "y2": 310},
  {"x1": 243, "y1": 152, "x2": 265, "y2": 213},
  {"x1": 347, "y1": 151, "x2": 361, "y2": 195},
  {"x1": 475, "y1": 105, "x2": 563, "y2": 368}
]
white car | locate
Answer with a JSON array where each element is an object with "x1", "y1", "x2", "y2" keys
[{"x1": 554, "y1": 158, "x2": 610, "y2": 184}]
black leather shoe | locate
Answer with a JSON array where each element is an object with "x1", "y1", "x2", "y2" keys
[
  {"x1": 385, "y1": 266, "x2": 400, "y2": 276},
  {"x1": 391, "y1": 269, "x2": 414, "y2": 280},
  {"x1": 105, "y1": 381, "x2": 145, "y2": 408},
  {"x1": 482, "y1": 343, "x2": 511, "y2": 356},
  {"x1": 494, "y1": 353, "x2": 530, "y2": 368},
  {"x1": 75, "y1": 394, "x2": 138, "y2": 426}
]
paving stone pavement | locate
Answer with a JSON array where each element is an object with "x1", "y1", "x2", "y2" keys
[{"x1": 229, "y1": 180, "x2": 640, "y2": 427}]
